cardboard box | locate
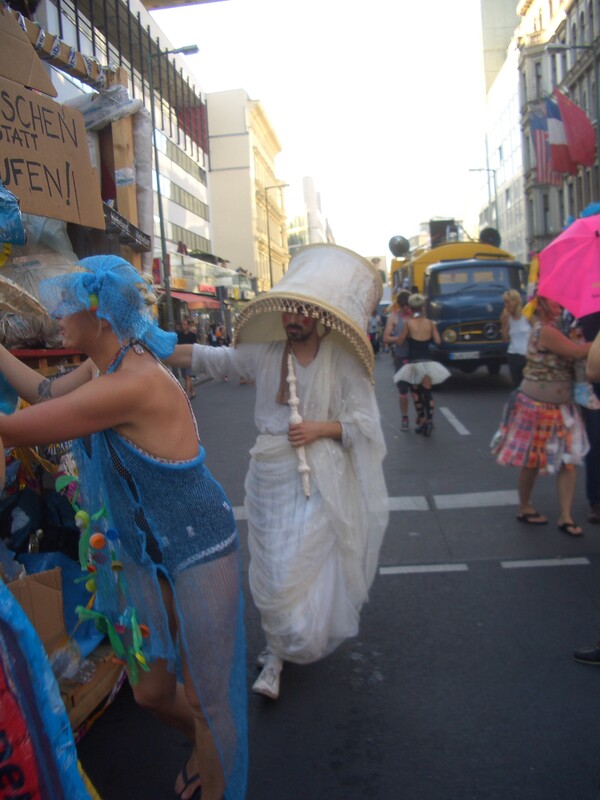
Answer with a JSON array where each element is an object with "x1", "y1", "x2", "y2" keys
[
  {"x1": 60, "y1": 643, "x2": 124, "y2": 732},
  {"x1": 7, "y1": 568, "x2": 124, "y2": 732},
  {"x1": 6, "y1": 567, "x2": 67, "y2": 656},
  {"x1": 0, "y1": 6, "x2": 56, "y2": 96}
]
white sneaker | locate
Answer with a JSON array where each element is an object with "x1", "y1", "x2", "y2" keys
[
  {"x1": 252, "y1": 659, "x2": 282, "y2": 700},
  {"x1": 256, "y1": 648, "x2": 271, "y2": 668}
]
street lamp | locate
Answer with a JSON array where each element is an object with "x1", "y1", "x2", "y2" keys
[
  {"x1": 469, "y1": 167, "x2": 499, "y2": 230},
  {"x1": 546, "y1": 41, "x2": 600, "y2": 199},
  {"x1": 264, "y1": 183, "x2": 289, "y2": 288},
  {"x1": 148, "y1": 43, "x2": 199, "y2": 330}
]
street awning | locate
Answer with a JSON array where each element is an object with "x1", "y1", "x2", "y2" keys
[{"x1": 167, "y1": 291, "x2": 221, "y2": 310}]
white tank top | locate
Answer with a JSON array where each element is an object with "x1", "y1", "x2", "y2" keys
[{"x1": 507, "y1": 315, "x2": 531, "y2": 355}]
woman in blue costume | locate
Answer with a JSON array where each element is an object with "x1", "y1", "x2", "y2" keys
[{"x1": 0, "y1": 255, "x2": 247, "y2": 800}]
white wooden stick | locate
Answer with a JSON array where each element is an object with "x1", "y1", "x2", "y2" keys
[{"x1": 287, "y1": 354, "x2": 311, "y2": 498}]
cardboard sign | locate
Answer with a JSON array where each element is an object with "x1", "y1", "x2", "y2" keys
[
  {"x1": 0, "y1": 6, "x2": 57, "y2": 97},
  {"x1": 0, "y1": 75, "x2": 105, "y2": 228}
]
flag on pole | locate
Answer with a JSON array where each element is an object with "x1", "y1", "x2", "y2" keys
[
  {"x1": 530, "y1": 112, "x2": 562, "y2": 185},
  {"x1": 546, "y1": 97, "x2": 578, "y2": 174},
  {"x1": 553, "y1": 87, "x2": 597, "y2": 167}
]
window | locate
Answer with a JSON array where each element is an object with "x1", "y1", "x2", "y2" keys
[
  {"x1": 551, "y1": 52, "x2": 558, "y2": 86},
  {"x1": 428, "y1": 266, "x2": 521, "y2": 298},
  {"x1": 166, "y1": 140, "x2": 206, "y2": 184},
  {"x1": 558, "y1": 189, "x2": 564, "y2": 225},
  {"x1": 170, "y1": 223, "x2": 211, "y2": 255},
  {"x1": 534, "y1": 61, "x2": 543, "y2": 98},
  {"x1": 568, "y1": 182, "x2": 575, "y2": 219},
  {"x1": 543, "y1": 193, "x2": 550, "y2": 234}
]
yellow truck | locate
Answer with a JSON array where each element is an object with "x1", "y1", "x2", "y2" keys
[{"x1": 389, "y1": 232, "x2": 528, "y2": 375}]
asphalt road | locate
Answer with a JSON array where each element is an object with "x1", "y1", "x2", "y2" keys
[{"x1": 78, "y1": 355, "x2": 600, "y2": 800}]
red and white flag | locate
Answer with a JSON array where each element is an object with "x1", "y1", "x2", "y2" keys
[
  {"x1": 553, "y1": 87, "x2": 597, "y2": 167},
  {"x1": 546, "y1": 97, "x2": 578, "y2": 174}
]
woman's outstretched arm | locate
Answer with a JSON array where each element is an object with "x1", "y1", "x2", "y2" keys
[
  {"x1": 0, "y1": 370, "x2": 140, "y2": 448},
  {"x1": 0, "y1": 343, "x2": 94, "y2": 404}
]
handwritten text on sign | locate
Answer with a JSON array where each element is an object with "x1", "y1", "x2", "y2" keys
[{"x1": 0, "y1": 76, "x2": 105, "y2": 228}]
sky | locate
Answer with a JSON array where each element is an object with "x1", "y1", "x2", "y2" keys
[{"x1": 153, "y1": 0, "x2": 489, "y2": 259}]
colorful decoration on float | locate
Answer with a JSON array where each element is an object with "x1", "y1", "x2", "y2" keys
[
  {"x1": 55, "y1": 473, "x2": 150, "y2": 684},
  {"x1": 0, "y1": 242, "x2": 11, "y2": 267}
]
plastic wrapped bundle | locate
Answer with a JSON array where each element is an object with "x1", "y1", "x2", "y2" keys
[
  {"x1": 0, "y1": 311, "x2": 62, "y2": 349},
  {"x1": 0, "y1": 214, "x2": 78, "y2": 300},
  {"x1": 64, "y1": 85, "x2": 143, "y2": 131},
  {"x1": 0, "y1": 579, "x2": 95, "y2": 799},
  {"x1": 0, "y1": 274, "x2": 62, "y2": 348}
]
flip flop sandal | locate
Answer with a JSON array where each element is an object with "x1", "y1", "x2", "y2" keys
[
  {"x1": 558, "y1": 522, "x2": 583, "y2": 537},
  {"x1": 516, "y1": 511, "x2": 548, "y2": 525},
  {"x1": 175, "y1": 763, "x2": 201, "y2": 799}
]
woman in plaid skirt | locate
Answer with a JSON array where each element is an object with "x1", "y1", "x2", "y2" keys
[{"x1": 493, "y1": 297, "x2": 591, "y2": 536}]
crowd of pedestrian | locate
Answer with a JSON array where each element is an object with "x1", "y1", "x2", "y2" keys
[{"x1": 6, "y1": 238, "x2": 600, "y2": 796}]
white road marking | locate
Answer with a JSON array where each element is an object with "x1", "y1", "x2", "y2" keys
[
  {"x1": 234, "y1": 490, "x2": 520, "y2": 519},
  {"x1": 380, "y1": 563, "x2": 469, "y2": 575},
  {"x1": 434, "y1": 489, "x2": 519, "y2": 509},
  {"x1": 501, "y1": 557, "x2": 591, "y2": 569},
  {"x1": 439, "y1": 406, "x2": 470, "y2": 435},
  {"x1": 380, "y1": 557, "x2": 591, "y2": 577},
  {"x1": 388, "y1": 496, "x2": 429, "y2": 511}
]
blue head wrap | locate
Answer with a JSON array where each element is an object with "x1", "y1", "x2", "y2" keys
[{"x1": 39, "y1": 255, "x2": 177, "y2": 359}]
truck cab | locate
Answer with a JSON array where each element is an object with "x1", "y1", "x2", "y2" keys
[{"x1": 424, "y1": 253, "x2": 527, "y2": 374}]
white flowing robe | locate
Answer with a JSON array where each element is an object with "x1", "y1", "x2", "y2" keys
[{"x1": 191, "y1": 338, "x2": 389, "y2": 663}]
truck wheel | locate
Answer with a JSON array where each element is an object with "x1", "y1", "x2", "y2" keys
[{"x1": 487, "y1": 363, "x2": 501, "y2": 376}]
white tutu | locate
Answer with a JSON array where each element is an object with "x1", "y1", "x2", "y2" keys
[{"x1": 394, "y1": 360, "x2": 451, "y2": 386}]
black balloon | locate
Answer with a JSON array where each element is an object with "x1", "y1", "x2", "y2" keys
[
  {"x1": 479, "y1": 227, "x2": 501, "y2": 248},
  {"x1": 389, "y1": 236, "x2": 410, "y2": 257}
]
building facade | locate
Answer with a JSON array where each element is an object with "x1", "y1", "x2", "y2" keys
[
  {"x1": 480, "y1": 0, "x2": 528, "y2": 260},
  {"x1": 15, "y1": 0, "x2": 257, "y2": 328},
  {"x1": 287, "y1": 176, "x2": 335, "y2": 257},
  {"x1": 207, "y1": 89, "x2": 289, "y2": 292},
  {"x1": 517, "y1": 0, "x2": 600, "y2": 255},
  {"x1": 484, "y1": 38, "x2": 528, "y2": 260},
  {"x1": 33, "y1": 0, "x2": 211, "y2": 259}
]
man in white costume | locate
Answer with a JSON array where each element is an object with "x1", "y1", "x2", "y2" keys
[{"x1": 170, "y1": 244, "x2": 389, "y2": 699}]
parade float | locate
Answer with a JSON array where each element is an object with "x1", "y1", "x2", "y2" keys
[{"x1": 0, "y1": 5, "x2": 154, "y2": 777}]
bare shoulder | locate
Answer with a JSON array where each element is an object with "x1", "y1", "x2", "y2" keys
[{"x1": 99, "y1": 351, "x2": 178, "y2": 405}]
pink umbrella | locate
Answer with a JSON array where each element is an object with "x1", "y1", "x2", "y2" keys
[{"x1": 538, "y1": 213, "x2": 600, "y2": 319}]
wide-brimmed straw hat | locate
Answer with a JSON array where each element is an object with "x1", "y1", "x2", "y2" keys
[{"x1": 234, "y1": 243, "x2": 383, "y2": 379}]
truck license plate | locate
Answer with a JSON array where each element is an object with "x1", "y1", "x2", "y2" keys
[{"x1": 448, "y1": 351, "x2": 479, "y2": 360}]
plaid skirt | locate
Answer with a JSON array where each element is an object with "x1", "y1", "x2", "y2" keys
[{"x1": 491, "y1": 391, "x2": 589, "y2": 474}]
